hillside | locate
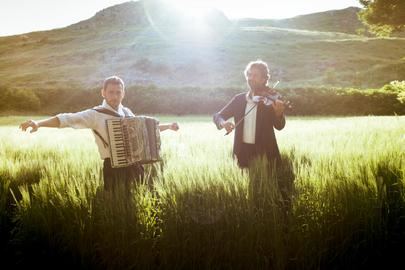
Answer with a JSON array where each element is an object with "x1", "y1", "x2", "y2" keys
[
  {"x1": 237, "y1": 7, "x2": 365, "y2": 34},
  {"x1": 0, "y1": 0, "x2": 404, "y2": 90}
]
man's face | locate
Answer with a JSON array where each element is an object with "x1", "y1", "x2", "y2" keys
[
  {"x1": 247, "y1": 67, "x2": 267, "y2": 92},
  {"x1": 102, "y1": 83, "x2": 124, "y2": 110}
]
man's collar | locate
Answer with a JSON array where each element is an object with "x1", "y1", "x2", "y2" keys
[
  {"x1": 246, "y1": 91, "x2": 254, "y2": 102},
  {"x1": 101, "y1": 100, "x2": 124, "y2": 114}
]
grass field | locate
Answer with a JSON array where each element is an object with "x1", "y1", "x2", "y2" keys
[{"x1": 1, "y1": 115, "x2": 404, "y2": 269}]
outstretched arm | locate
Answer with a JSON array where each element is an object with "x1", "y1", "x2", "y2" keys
[
  {"x1": 19, "y1": 117, "x2": 60, "y2": 133},
  {"x1": 159, "y1": 122, "x2": 179, "y2": 132}
]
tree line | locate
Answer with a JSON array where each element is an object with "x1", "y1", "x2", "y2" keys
[{"x1": 1, "y1": 81, "x2": 404, "y2": 116}]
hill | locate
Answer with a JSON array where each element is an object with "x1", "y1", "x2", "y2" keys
[
  {"x1": 237, "y1": 7, "x2": 365, "y2": 35},
  {"x1": 0, "y1": 0, "x2": 404, "y2": 91}
]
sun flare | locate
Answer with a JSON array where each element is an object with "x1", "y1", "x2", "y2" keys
[
  {"x1": 163, "y1": 0, "x2": 214, "y2": 19},
  {"x1": 144, "y1": 0, "x2": 233, "y2": 43}
]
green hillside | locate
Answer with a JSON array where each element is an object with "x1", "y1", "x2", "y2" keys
[
  {"x1": 237, "y1": 7, "x2": 365, "y2": 34},
  {"x1": 0, "y1": 0, "x2": 404, "y2": 91}
]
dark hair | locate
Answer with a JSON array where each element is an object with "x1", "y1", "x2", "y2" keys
[{"x1": 103, "y1": 76, "x2": 125, "y2": 90}]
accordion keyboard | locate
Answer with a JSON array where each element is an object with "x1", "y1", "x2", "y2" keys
[
  {"x1": 106, "y1": 116, "x2": 161, "y2": 168},
  {"x1": 107, "y1": 119, "x2": 129, "y2": 167}
]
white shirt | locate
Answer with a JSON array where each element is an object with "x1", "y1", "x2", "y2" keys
[
  {"x1": 56, "y1": 100, "x2": 135, "y2": 159},
  {"x1": 243, "y1": 93, "x2": 257, "y2": 144}
]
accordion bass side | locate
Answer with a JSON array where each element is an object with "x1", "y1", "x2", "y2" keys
[{"x1": 106, "y1": 116, "x2": 161, "y2": 168}]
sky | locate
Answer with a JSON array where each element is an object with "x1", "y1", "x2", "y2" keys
[{"x1": 0, "y1": 0, "x2": 362, "y2": 37}]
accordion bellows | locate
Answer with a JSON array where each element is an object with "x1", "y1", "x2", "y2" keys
[{"x1": 106, "y1": 116, "x2": 161, "y2": 168}]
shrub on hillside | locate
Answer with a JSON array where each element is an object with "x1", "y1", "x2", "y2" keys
[
  {"x1": 0, "y1": 88, "x2": 40, "y2": 112},
  {"x1": 281, "y1": 86, "x2": 404, "y2": 115},
  {"x1": 2, "y1": 83, "x2": 403, "y2": 115},
  {"x1": 381, "y1": 80, "x2": 404, "y2": 92},
  {"x1": 381, "y1": 81, "x2": 405, "y2": 104}
]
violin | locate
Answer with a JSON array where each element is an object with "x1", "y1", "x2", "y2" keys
[
  {"x1": 224, "y1": 81, "x2": 292, "y2": 136},
  {"x1": 251, "y1": 81, "x2": 292, "y2": 110}
]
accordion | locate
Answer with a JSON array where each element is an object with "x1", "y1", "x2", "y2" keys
[{"x1": 106, "y1": 116, "x2": 161, "y2": 168}]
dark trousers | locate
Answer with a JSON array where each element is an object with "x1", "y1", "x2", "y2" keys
[
  {"x1": 237, "y1": 143, "x2": 278, "y2": 169},
  {"x1": 103, "y1": 158, "x2": 144, "y2": 192}
]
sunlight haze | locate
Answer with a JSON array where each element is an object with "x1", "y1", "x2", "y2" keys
[{"x1": 0, "y1": 0, "x2": 362, "y2": 36}]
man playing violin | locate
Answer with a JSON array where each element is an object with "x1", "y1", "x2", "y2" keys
[{"x1": 213, "y1": 60, "x2": 286, "y2": 168}]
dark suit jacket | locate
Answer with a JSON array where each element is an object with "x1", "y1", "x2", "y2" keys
[{"x1": 213, "y1": 92, "x2": 286, "y2": 162}]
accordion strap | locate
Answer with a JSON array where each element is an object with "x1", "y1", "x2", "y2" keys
[
  {"x1": 93, "y1": 129, "x2": 109, "y2": 148},
  {"x1": 91, "y1": 107, "x2": 133, "y2": 149},
  {"x1": 92, "y1": 107, "x2": 132, "y2": 118},
  {"x1": 92, "y1": 107, "x2": 122, "y2": 118},
  {"x1": 91, "y1": 108, "x2": 119, "y2": 148}
]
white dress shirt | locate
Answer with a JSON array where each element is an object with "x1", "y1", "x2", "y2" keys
[
  {"x1": 243, "y1": 94, "x2": 257, "y2": 144},
  {"x1": 56, "y1": 100, "x2": 135, "y2": 159}
]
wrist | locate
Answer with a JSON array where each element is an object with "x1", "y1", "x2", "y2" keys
[
  {"x1": 219, "y1": 119, "x2": 226, "y2": 127},
  {"x1": 32, "y1": 120, "x2": 40, "y2": 127}
]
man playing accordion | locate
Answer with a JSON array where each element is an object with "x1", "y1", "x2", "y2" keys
[{"x1": 20, "y1": 76, "x2": 179, "y2": 191}]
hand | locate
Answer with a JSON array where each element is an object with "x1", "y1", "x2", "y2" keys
[
  {"x1": 221, "y1": 121, "x2": 235, "y2": 133},
  {"x1": 170, "y1": 122, "x2": 179, "y2": 131},
  {"x1": 272, "y1": 100, "x2": 285, "y2": 117},
  {"x1": 19, "y1": 120, "x2": 39, "y2": 133}
]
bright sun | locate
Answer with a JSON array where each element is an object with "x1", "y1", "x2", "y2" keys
[
  {"x1": 163, "y1": 0, "x2": 215, "y2": 19},
  {"x1": 160, "y1": 0, "x2": 270, "y2": 19},
  {"x1": 144, "y1": 0, "x2": 233, "y2": 43}
]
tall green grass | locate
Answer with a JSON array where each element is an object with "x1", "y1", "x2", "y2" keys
[{"x1": 1, "y1": 116, "x2": 404, "y2": 269}]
